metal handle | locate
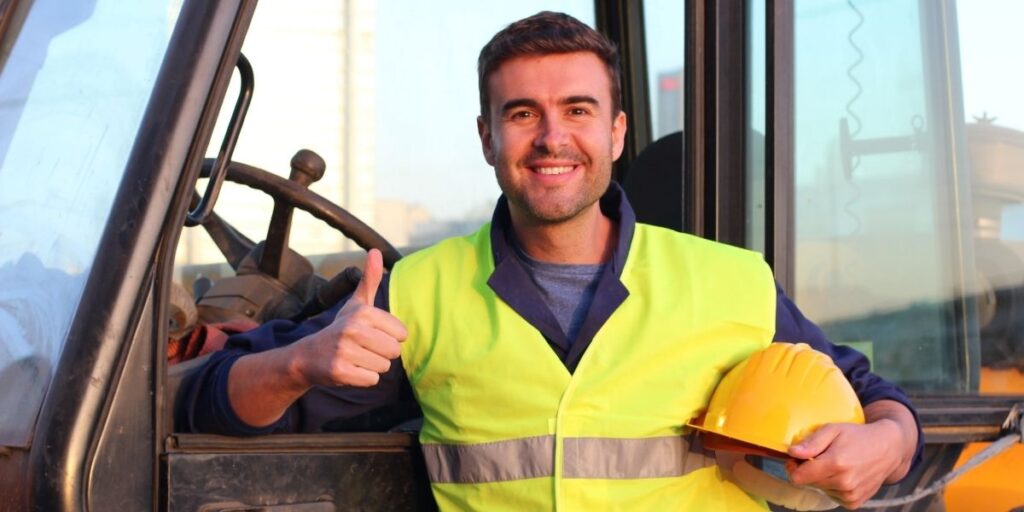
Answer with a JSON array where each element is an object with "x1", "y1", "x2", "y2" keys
[{"x1": 186, "y1": 53, "x2": 254, "y2": 226}]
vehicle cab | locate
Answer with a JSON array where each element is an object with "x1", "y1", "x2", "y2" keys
[{"x1": 0, "y1": 0, "x2": 1020, "y2": 510}]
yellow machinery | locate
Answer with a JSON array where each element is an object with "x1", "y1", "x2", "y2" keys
[{"x1": 944, "y1": 368, "x2": 1024, "y2": 511}]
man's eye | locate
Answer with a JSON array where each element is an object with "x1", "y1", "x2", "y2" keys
[
  {"x1": 568, "y1": 107, "x2": 590, "y2": 116},
  {"x1": 510, "y1": 110, "x2": 534, "y2": 120}
]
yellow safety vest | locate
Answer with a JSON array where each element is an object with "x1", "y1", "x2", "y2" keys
[{"x1": 390, "y1": 222, "x2": 776, "y2": 511}]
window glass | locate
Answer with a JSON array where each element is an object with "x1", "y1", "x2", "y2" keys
[
  {"x1": 0, "y1": 0, "x2": 182, "y2": 446},
  {"x1": 786, "y1": 0, "x2": 976, "y2": 392},
  {"x1": 176, "y1": 1, "x2": 595, "y2": 282},
  {"x1": 956, "y1": 0, "x2": 1024, "y2": 394},
  {"x1": 644, "y1": 0, "x2": 685, "y2": 141}
]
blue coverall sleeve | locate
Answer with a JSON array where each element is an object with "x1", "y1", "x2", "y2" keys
[
  {"x1": 773, "y1": 281, "x2": 924, "y2": 471},
  {"x1": 179, "y1": 276, "x2": 408, "y2": 435}
]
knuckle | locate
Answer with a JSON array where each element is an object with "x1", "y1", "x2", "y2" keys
[
  {"x1": 851, "y1": 491, "x2": 870, "y2": 505},
  {"x1": 361, "y1": 371, "x2": 381, "y2": 387},
  {"x1": 337, "y1": 322, "x2": 357, "y2": 340},
  {"x1": 837, "y1": 490, "x2": 858, "y2": 505},
  {"x1": 385, "y1": 341, "x2": 402, "y2": 360},
  {"x1": 329, "y1": 361, "x2": 351, "y2": 383},
  {"x1": 341, "y1": 324, "x2": 368, "y2": 344},
  {"x1": 337, "y1": 341, "x2": 357, "y2": 361},
  {"x1": 391, "y1": 318, "x2": 409, "y2": 340},
  {"x1": 834, "y1": 475, "x2": 856, "y2": 492}
]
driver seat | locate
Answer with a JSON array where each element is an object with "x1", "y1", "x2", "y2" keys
[{"x1": 621, "y1": 131, "x2": 684, "y2": 232}]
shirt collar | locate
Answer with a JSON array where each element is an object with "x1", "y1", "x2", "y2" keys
[
  {"x1": 486, "y1": 182, "x2": 635, "y2": 364},
  {"x1": 488, "y1": 181, "x2": 636, "y2": 275}
]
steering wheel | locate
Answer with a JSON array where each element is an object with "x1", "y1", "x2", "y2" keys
[
  {"x1": 185, "y1": 155, "x2": 401, "y2": 324},
  {"x1": 198, "y1": 156, "x2": 402, "y2": 270}
]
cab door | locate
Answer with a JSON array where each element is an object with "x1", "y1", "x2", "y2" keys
[
  {"x1": 0, "y1": 0, "x2": 266, "y2": 510},
  {"x1": 752, "y1": 0, "x2": 1022, "y2": 510},
  {"x1": 163, "y1": 2, "x2": 593, "y2": 511}
]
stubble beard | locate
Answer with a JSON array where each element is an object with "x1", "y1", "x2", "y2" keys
[{"x1": 497, "y1": 149, "x2": 612, "y2": 226}]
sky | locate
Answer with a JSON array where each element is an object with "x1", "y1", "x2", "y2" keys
[{"x1": 957, "y1": 0, "x2": 1024, "y2": 128}]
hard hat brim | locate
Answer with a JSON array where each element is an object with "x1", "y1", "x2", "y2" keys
[
  {"x1": 698, "y1": 430, "x2": 795, "y2": 461},
  {"x1": 687, "y1": 412, "x2": 797, "y2": 460}
]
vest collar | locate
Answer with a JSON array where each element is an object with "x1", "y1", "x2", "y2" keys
[{"x1": 486, "y1": 183, "x2": 634, "y2": 371}]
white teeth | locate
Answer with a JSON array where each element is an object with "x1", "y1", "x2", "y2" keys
[{"x1": 535, "y1": 166, "x2": 573, "y2": 175}]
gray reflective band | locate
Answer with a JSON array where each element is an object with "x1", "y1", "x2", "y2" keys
[
  {"x1": 563, "y1": 435, "x2": 714, "y2": 479},
  {"x1": 423, "y1": 435, "x2": 713, "y2": 484},
  {"x1": 422, "y1": 435, "x2": 554, "y2": 483}
]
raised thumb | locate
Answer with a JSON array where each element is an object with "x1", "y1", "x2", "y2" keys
[{"x1": 351, "y1": 248, "x2": 383, "y2": 306}]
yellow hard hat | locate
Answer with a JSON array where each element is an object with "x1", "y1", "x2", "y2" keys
[{"x1": 687, "y1": 342, "x2": 864, "y2": 459}]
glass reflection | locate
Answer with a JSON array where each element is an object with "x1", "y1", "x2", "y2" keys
[
  {"x1": 791, "y1": 0, "x2": 974, "y2": 392},
  {"x1": 0, "y1": 0, "x2": 181, "y2": 446}
]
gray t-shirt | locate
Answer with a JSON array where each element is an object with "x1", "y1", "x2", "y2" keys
[{"x1": 511, "y1": 240, "x2": 605, "y2": 345}]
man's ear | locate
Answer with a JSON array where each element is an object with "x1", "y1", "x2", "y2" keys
[
  {"x1": 477, "y1": 115, "x2": 496, "y2": 166},
  {"x1": 611, "y1": 110, "x2": 628, "y2": 162}
]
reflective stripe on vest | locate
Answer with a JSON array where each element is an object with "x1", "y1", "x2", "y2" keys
[{"x1": 423, "y1": 434, "x2": 715, "y2": 483}]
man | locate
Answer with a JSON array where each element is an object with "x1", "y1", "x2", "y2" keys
[{"x1": 184, "y1": 11, "x2": 920, "y2": 510}]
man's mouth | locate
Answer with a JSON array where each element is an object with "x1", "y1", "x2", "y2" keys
[{"x1": 533, "y1": 165, "x2": 575, "y2": 175}]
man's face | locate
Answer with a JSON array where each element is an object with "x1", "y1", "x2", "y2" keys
[{"x1": 478, "y1": 52, "x2": 627, "y2": 225}]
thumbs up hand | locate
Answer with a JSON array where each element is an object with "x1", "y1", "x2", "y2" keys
[{"x1": 291, "y1": 249, "x2": 408, "y2": 388}]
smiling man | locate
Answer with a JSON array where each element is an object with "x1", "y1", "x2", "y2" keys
[{"x1": 185, "y1": 11, "x2": 921, "y2": 510}]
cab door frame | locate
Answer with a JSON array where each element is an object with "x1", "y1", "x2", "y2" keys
[{"x1": 16, "y1": 0, "x2": 257, "y2": 509}]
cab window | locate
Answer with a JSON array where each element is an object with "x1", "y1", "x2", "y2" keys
[
  {"x1": 644, "y1": 0, "x2": 685, "y2": 141},
  {"x1": 777, "y1": 0, "x2": 1024, "y2": 393},
  {"x1": 0, "y1": 0, "x2": 182, "y2": 446},
  {"x1": 956, "y1": 0, "x2": 1024, "y2": 393}
]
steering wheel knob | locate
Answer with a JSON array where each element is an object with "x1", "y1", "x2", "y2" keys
[{"x1": 289, "y1": 149, "x2": 326, "y2": 187}]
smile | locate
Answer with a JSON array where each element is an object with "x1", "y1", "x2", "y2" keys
[{"x1": 533, "y1": 165, "x2": 575, "y2": 175}]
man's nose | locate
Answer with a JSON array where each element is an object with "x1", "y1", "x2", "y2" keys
[{"x1": 533, "y1": 116, "x2": 569, "y2": 152}]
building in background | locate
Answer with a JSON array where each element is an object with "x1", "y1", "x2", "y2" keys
[{"x1": 656, "y1": 67, "x2": 684, "y2": 138}]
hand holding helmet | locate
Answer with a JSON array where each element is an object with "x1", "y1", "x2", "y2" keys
[{"x1": 687, "y1": 342, "x2": 869, "y2": 510}]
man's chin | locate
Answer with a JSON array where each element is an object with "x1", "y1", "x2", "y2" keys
[{"x1": 518, "y1": 200, "x2": 594, "y2": 225}]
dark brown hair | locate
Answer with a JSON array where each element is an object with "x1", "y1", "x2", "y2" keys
[{"x1": 477, "y1": 11, "x2": 622, "y2": 120}]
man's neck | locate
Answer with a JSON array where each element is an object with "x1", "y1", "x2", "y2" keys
[{"x1": 510, "y1": 202, "x2": 617, "y2": 265}]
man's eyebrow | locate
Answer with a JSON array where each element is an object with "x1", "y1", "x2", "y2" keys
[
  {"x1": 500, "y1": 98, "x2": 541, "y2": 114},
  {"x1": 562, "y1": 95, "x2": 599, "y2": 106}
]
